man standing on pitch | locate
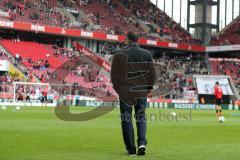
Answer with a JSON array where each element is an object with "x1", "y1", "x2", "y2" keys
[
  {"x1": 111, "y1": 31, "x2": 156, "y2": 156},
  {"x1": 214, "y1": 82, "x2": 223, "y2": 118}
]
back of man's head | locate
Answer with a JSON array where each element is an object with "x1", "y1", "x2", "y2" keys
[
  {"x1": 216, "y1": 82, "x2": 219, "y2": 85},
  {"x1": 127, "y1": 31, "x2": 139, "y2": 43}
]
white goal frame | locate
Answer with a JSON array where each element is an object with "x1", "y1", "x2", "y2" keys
[{"x1": 13, "y1": 82, "x2": 73, "y2": 103}]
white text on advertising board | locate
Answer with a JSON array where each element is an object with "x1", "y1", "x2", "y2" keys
[
  {"x1": 168, "y1": 43, "x2": 178, "y2": 48},
  {"x1": 0, "y1": 21, "x2": 13, "y2": 28},
  {"x1": 31, "y1": 25, "x2": 45, "y2": 32},
  {"x1": 147, "y1": 40, "x2": 157, "y2": 46},
  {"x1": 81, "y1": 31, "x2": 93, "y2": 37},
  {"x1": 107, "y1": 34, "x2": 118, "y2": 41}
]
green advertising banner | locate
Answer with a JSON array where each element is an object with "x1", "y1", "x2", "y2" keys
[
  {"x1": 165, "y1": 103, "x2": 230, "y2": 110},
  {"x1": 76, "y1": 100, "x2": 239, "y2": 110}
]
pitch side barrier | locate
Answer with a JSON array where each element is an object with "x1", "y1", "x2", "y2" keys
[
  {"x1": 0, "y1": 100, "x2": 239, "y2": 110},
  {"x1": 76, "y1": 100, "x2": 239, "y2": 111}
]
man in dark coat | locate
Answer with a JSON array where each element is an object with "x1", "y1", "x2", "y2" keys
[{"x1": 111, "y1": 31, "x2": 156, "y2": 156}]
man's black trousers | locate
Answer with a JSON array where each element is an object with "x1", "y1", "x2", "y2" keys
[{"x1": 120, "y1": 98, "x2": 147, "y2": 153}]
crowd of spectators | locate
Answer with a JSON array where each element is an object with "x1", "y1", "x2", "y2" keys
[
  {"x1": 153, "y1": 55, "x2": 208, "y2": 98},
  {"x1": 72, "y1": 64, "x2": 114, "y2": 97},
  {"x1": 210, "y1": 58, "x2": 240, "y2": 91},
  {"x1": 211, "y1": 17, "x2": 240, "y2": 45},
  {"x1": 69, "y1": 0, "x2": 145, "y2": 35},
  {"x1": 53, "y1": 46, "x2": 76, "y2": 58},
  {"x1": 59, "y1": 51, "x2": 116, "y2": 97},
  {"x1": 0, "y1": 0, "x2": 64, "y2": 26},
  {"x1": 120, "y1": 0, "x2": 201, "y2": 44},
  {"x1": 54, "y1": 0, "x2": 197, "y2": 43},
  {"x1": 0, "y1": 73, "x2": 22, "y2": 94}
]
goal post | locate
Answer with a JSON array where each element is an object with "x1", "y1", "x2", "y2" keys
[
  {"x1": 13, "y1": 82, "x2": 50, "y2": 102},
  {"x1": 13, "y1": 82, "x2": 75, "y2": 105},
  {"x1": 10, "y1": 81, "x2": 112, "y2": 107}
]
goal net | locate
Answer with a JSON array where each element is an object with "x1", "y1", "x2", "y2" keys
[{"x1": 13, "y1": 82, "x2": 73, "y2": 106}]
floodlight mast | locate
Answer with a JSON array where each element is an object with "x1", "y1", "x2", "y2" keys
[{"x1": 187, "y1": 0, "x2": 220, "y2": 45}]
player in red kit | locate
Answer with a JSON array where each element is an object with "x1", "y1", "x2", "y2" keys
[{"x1": 214, "y1": 82, "x2": 223, "y2": 118}]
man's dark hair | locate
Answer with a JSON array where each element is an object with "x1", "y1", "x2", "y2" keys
[
  {"x1": 216, "y1": 82, "x2": 219, "y2": 85},
  {"x1": 127, "y1": 31, "x2": 139, "y2": 42}
]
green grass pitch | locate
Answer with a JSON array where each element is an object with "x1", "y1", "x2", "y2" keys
[{"x1": 0, "y1": 106, "x2": 240, "y2": 160}]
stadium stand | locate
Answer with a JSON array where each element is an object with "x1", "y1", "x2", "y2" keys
[
  {"x1": 0, "y1": 38, "x2": 116, "y2": 99},
  {"x1": 0, "y1": 0, "x2": 239, "y2": 102},
  {"x1": 0, "y1": 39, "x2": 69, "y2": 69},
  {"x1": 210, "y1": 58, "x2": 240, "y2": 92},
  {"x1": 153, "y1": 55, "x2": 208, "y2": 99},
  {"x1": 93, "y1": 41, "x2": 209, "y2": 99},
  {"x1": 0, "y1": 50, "x2": 21, "y2": 97},
  {"x1": 0, "y1": 0, "x2": 201, "y2": 44},
  {"x1": 119, "y1": 0, "x2": 201, "y2": 44},
  {"x1": 208, "y1": 16, "x2": 240, "y2": 95},
  {"x1": 211, "y1": 16, "x2": 240, "y2": 45},
  {"x1": 0, "y1": 0, "x2": 63, "y2": 26},
  {"x1": 62, "y1": 0, "x2": 146, "y2": 35}
]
